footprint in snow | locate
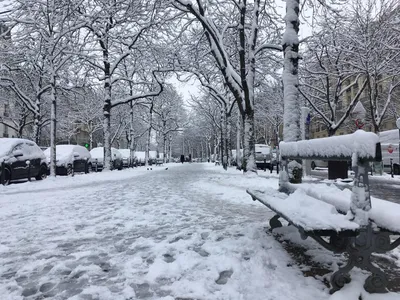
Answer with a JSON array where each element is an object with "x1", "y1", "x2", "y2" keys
[
  {"x1": 215, "y1": 270, "x2": 234, "y2": 285},
  {"x1": 163, "y1": 253, "x2": 175, "y2": 263}
]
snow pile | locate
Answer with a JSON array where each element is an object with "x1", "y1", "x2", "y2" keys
[
  {"x1": 117, "y1": 149, "x2": 131, "y2": 159},
  {"x1": 43, "y1": 145, "x2": 91, "y2": 166},
  {"x1": 0, "y1": 138, "x2": 46, "y2": 163},
  {"x1": 0, "y1": 163, "x2": 331, "y2": 300},
  {"x1": 0, "y1": 138, "x2": 22, "y2": 158},
  {"x1": 280, "y1": 130, "x2": 379, "y2": 159},
  {"x1": 297, "y1": 183, "x2": 400, "y2": 233},
  {"x1": 250, "y1": 189, "x2": 359, "y2": 232}
]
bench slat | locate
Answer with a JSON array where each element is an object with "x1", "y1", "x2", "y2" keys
[{"x1": 247, "y1": 188, "x2": 360, "y2": 234}]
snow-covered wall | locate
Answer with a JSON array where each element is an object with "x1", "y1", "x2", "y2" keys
[{"x1": 280, "y1": 130, "x2": 379, "y2": 159}]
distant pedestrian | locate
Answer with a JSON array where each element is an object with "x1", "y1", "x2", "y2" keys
[{"x1": 180, "y1": 154, "x2": 185, "y2": 164}]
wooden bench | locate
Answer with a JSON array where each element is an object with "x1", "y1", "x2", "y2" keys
[
  {"x1": 155, "y1": 158, "x2": 164, "y2": 166},
  {"x1": 248, "y1": 130, "x2": 400, "y2": 294}
]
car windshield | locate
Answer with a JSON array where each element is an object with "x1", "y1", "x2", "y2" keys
[{"x1": 0, "y1": 138, "x2": 23, "y2": 157}]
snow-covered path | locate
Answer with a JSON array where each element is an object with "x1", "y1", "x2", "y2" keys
[{"x1": 0, "y1": 164, "x2": 359, "y2": 299}]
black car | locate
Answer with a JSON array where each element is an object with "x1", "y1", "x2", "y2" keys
[
  {"x1": 44, "y1": 145, "x2": 92, "y2": 175},
  {"x1": 0, "y1": 138, "x2": 48, "y2": 185}
]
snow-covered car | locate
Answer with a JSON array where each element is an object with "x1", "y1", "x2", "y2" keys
[
  {"x1": 255, "y1": 144, "x2": 272, "y2": 170},
  {"x1": 90, "y1": 147, "x2": 123, "y2": 171},
  {"x1": 44, "y1": 145, "x2": 91, "y2": 175},
  {"x1": 118, "y1": 149, "x2": 135, "y2": 168},
  {"x1": 0, "y1": 138, "x2": 48, "y2": 185}
]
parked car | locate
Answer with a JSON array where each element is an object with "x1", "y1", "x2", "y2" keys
[
  {"x1": 90, "y1": 147, "x2": 123, "y2": 171},
  {"x1": 118, "y1": 149, "x2": 133, "y2": 168},
  {"x1": 44, "y1": 145, "x2": 91, "y2": 175},
  {"x1": 255, "y1": 144, "x2": 272, "y2": 170},
  {"x1": 0, "y1": 138, "x2": 48, "y2": 185}
]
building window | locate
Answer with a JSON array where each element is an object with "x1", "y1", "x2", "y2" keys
[
  {"x1": 3, "y1": 104, "x2": 9, "y2": 117},
  {"x1": 3, "y1": 125, "x2": 9, "y2": 137}
]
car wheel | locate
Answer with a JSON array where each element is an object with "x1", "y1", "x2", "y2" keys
[
  {"x1": 1, "y1": 168, "x2": 11, "y2": 185},
  {"x1": 311, "y1": 161, "x2": 316, "y2": 170},
  {"x1": 35, "y1": 166, "x2": 48, "y2": 181},
  {"x1": 67, "y1": 165, "x2": 73, "y2": 176}
]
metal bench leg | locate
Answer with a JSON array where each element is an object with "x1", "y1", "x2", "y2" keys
[
  {"x1": 269, "y1": 215, "x2": 282, "y2": 230},
  {"x1": 330, "y1": 258, "x2": 354, "y2": 294},
  {"x1": 363, "y1": 260, "x2": 388, "y2": 293}
]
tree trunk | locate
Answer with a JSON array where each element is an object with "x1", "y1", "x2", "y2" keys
[
  {"x1": 33, "y1": 111, "x2": 40, "y2": 144},
  {"x1": 243, "y1": 109, "x2": 256, "y2": 172},
  {"x1": 49, "y1": 56, "x2": 57, "y2": 177},
  {"x1": 163, "y1": 134, "x2": 167, "y2": 164},
  {"x1": 220, "y1": 108, "x2": 224, "y2": 166},
  {"x1": 282, "y1": 0, "x2": 301, "y2": 142},
  {"x1": 49, "y1": 89, "x2": 57, "y2": 177},
  {"x1": 236, "y1": 111, "x2": 241, "y2": 169},
  {"x1": 103, "y1": 80, "x2": 112, "y2": 170},
  {"x1": 169, "y1": 135, "x2": 172, "y2": 163},
  {"x1": 226, "y1": 112, "x2": 232, "y2": 166},
  {"x1": 145, "y1": 102, "x2": 153, "y2": 167}
]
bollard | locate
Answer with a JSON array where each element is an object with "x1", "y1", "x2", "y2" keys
[
  {"x1": 390, "y1": 158, "x2": 394, "y2": 178},
  {"x1": 95, "y1": 160, "x2": 98, "y2": 172},
  {"x1": 27, "y1": 160, "x2": 31, "y2": 181},
  {"x1": 85, "y1": 159, "x2": 88, "y2": 174},
  {"x1": 71, "y1": 162, "x2": 75, "y2": 177},
  {"x1": 1, "y1": 160, "x2": 5, "y2": 185}
]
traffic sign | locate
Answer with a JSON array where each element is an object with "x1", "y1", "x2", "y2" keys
[{"x1": 388, "y1": 144, "x2": 394, "y2": 154}]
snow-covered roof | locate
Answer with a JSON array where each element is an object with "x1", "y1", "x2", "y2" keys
[
  {"x1": 118, "y1": 149, "x2": 130, "y2": 158},
  {"x1": 379, "y1": 129, "x2": 399, "y2": 144},
  {"x1": 134, "y1": 151, "x2": 163, "y2": 160},
  {"x1": 280, "y1": 130, "x2": 379, "y2": 160},
  {"x1": 44, "y1": 145, "x2": 90, "y2": 165}
]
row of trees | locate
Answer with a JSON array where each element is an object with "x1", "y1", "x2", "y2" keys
[
  {"x1": 300, "y1": 0, "x2": 400, "y2": 136},
  {"x1": 1, "y1": 0, "x2": 399, "y2": 175}
]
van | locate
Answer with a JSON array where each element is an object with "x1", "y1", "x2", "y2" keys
[
  {"x1": 379, "y1": 129, "x2": 399, "y2": 175},
  {"x1": 255, "y1": 144, "x2": 272, "y2": 170}
]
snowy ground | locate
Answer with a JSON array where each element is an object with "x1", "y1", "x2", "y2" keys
[{"x1": 0, "y1": 163, "x2": 399, "y2": 300}]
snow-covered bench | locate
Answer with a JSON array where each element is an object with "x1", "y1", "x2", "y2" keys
[
  {"x1": 155, "y1": 158, "x2": 164, "y2": 166},
  {"x1": 247, "y1": 131, "x2": 400, "y2": 294}
]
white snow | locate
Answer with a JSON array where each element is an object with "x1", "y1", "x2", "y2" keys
[
  {"x1": 90, "y1": 147, "x2": 122, "y2": 162},
  {"x1": 0, "y1": 138, "x2": 45, "y2": 162},
  {"x1": 280, "y1": 130, "x2": 380, "y2": 159},
  {"x1": 296, "y1": 183, "x2": 400, "y2": 233},
  {"x1": 0, "y1": 163, "x2": 398, "y2": 299},
  {"x1": 44, "y1": 145, "x2": 91, "y2": 166},
  {"x1": 249, "y1": 189, "x2": 360, "y2": 232}
]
